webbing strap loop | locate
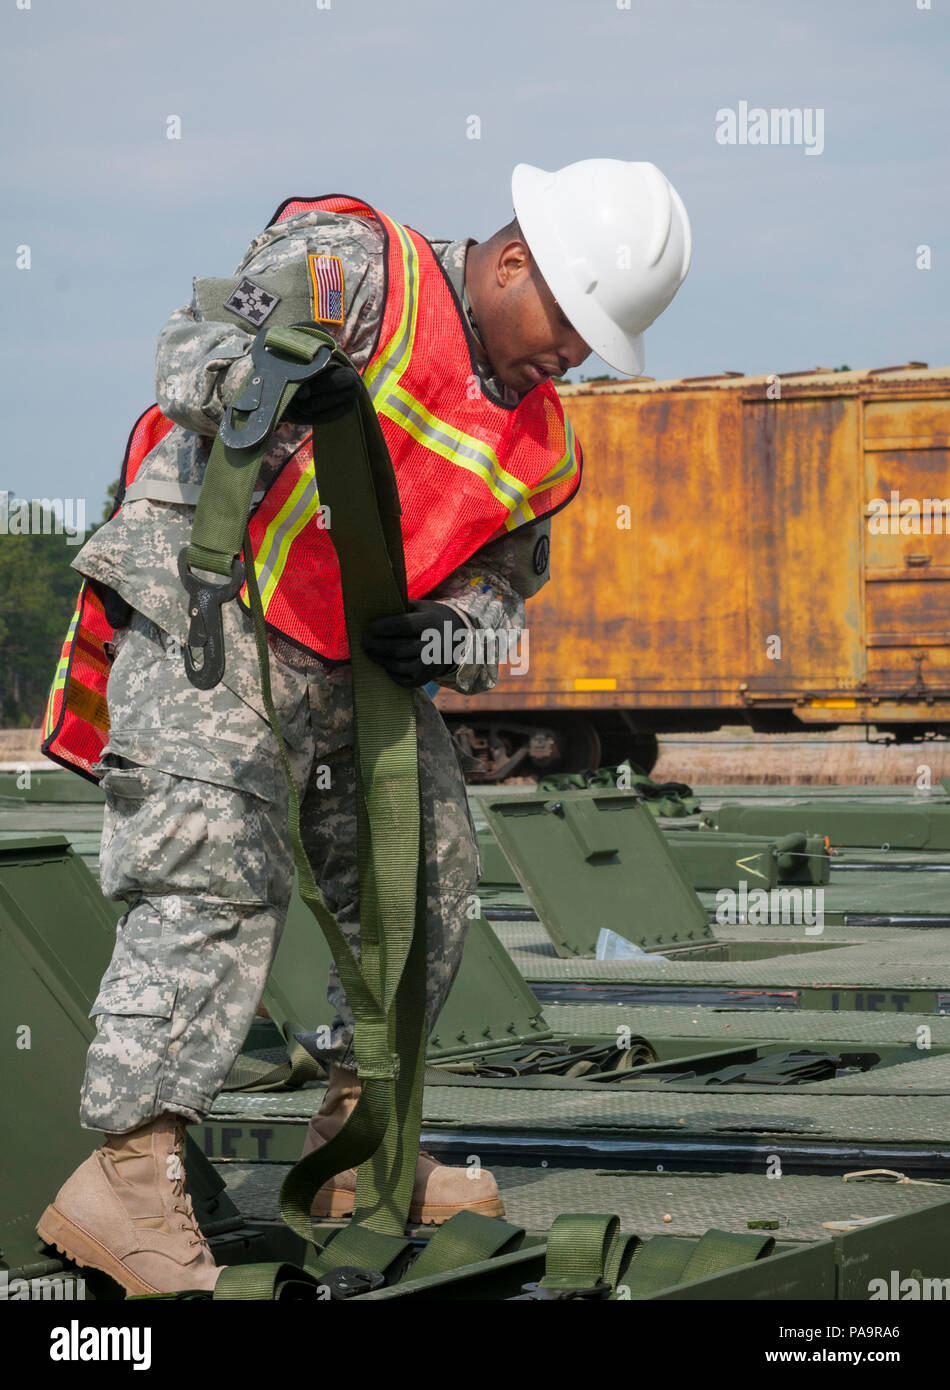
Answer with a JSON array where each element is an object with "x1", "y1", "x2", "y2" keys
[
  {"x1": 406, "y1": 1211, "x2": 525, "y2": 1283},
  {"x1": 212, "y1": 1261, "x2": 325, "y2": 1301},
  {"x1": 304, "y1": 1225, "x2": 415, "y2": 1284},
  {"x1": 537, "y1": 1212, "x2": 619, "y2": 1294},
  {"x1": 520, "y1": 1216, "x2": 778, "y2": 1300},
  {"x1": 352, "y1": 1018, "x2": 400, "y2": 1079},
  {"x1": 221, "y1": 1021, "x2": 324, "y2": 1093}
]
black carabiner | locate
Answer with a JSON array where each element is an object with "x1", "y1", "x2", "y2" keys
[
  {"x1": 177, "y1": 552, "x2": 245, "y2": 690},
  {"x1": 220, "y1": 332, "x2": 333, "y2": 450}
]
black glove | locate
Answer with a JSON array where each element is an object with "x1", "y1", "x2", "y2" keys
[
  {"x1": 90, "y1": 580, "x2": 133, "y2": 631},
  {"x1": 281, "y1": 357, "x2": 362, "y2": 425},
  {"x1": 361, "y1": 600, "x2": 470, "y2": 688}
]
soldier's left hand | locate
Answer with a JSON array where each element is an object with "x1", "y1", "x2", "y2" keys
[
  {"x1": 361, "y1": 600, "x2": 469, "y2": 687},
  {"x1": 282, "y1": 357, "x2": 362, "y2": 424}
]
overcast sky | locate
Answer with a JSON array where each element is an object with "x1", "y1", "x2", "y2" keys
[{"x1": 2, "y1": 0, "x2": 947, "y2": 514}]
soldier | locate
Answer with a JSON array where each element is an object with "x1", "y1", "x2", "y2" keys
[{"x1": 37, "y1": 159, "x2": 691, "y2": 1294}]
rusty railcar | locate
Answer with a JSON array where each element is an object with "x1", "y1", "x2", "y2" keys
[{"x1": 436, "y1": 364, "x2": 950, "y2": 780}]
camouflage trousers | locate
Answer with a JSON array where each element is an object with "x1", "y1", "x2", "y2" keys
[{"x1": 80, "y1": 608, "x2": 480, "y2": 1134}]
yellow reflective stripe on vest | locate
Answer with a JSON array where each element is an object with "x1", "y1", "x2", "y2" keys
[
  {"x1": 44, "y1": 605, "x2": 80, "y2": 739},
  {"x1": 364, "y1": 219, "x2": 418, "y2": 399},
  {"x1": 252, "y1": 216, "x2": 413, "y2": 614},
  {"x1": 367, "y1": 216, "x2": 578, "y2": 524},
  {"x1": 383, "y1": 381, "x2": 534, "y2": 513},
  {"x1": 254, "y1": 464, "x2": 322, "y2": 611},
  {"x1": 505, "y1": 412, "x2": 580, "y2": 530}
]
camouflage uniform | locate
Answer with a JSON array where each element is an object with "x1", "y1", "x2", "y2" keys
[{"x1": 73, "y1": 206, "x2": 555, "y2": 1133}]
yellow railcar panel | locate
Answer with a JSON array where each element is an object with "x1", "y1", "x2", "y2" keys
[
  {"x1": 864, "y1": 397, "x2": 950, "y2": 442},
  {"x1": 435, "y1": 371, "x2": 950, "y2": 725},
  {"x1": 518, "y1": 389, "x2": 749, "y2": 693},
  {"x1": 740, "y1": 397, "x2": 863, "y2": 687}
]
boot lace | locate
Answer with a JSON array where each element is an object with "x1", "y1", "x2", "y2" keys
[{"x1": 167, "y1": 1127, "x2": 210, "y2": 1250}]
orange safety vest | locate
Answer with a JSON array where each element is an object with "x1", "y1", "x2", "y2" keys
[
  {"x1": 245, "y1": 194, "x2": 582, "y2": 660},
  {"x1": 41, "y1": 406, "x2": 175, "y2": 780},
  {"x1": 43, "y1": 194, "x2": 583, "y2": 779}
]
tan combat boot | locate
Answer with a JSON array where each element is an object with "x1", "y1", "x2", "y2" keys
[
  {"x1": 302, "y1": 1065, "x2": 505, "y2": 1225},
  {"x1": 36, "y1": 1114, "x2": 222, "y2": 1296}
]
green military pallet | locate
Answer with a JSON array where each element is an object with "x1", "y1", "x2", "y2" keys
[
  {"x1": 0, "y1": 836, "x2": 266, "y2": 1285},
  {"x1": 0, "y1": 796, "x2": 106, "y2": 880},
  {"x1": 710, "y1": 798, "x2": 950, "y2": 849},
  {"x1": 261, "y1": 876, "x2": 552, "y2": 1065},
  {"x1": 470, "y1": 786, "x2": 950, "y2": 1011},
  {"x1": 207, "y1": 1030, "x2": 950, "y2": 1175},
  {"x1": 476, "y1": 803, "x2": 950, "y2": 927},
  {"x1": 496, "y1": 917, "x2": 950, "y2": 1014},
  {"x1": 0, "y1": 768, "x2": 105, "y2": 804},
  {"x1": 665, "y1": 829, "x2": 831, "y2": 889},
  {"x1": 339, "y1": 1195, "x2": 950, "y2": 1300},
  {"x1": 0, "y1": 831, "x2": 568, "y2": 1290},
  {"x1": 7, "y1": 778, "x2": 950, "y2": 1300},
  {"x1": 478, "y1": 823, "x2": 832, "y2": 892},
  {"x1": 480, "y1": 790, "x2": 711, "y2": 956},
  {"x1": 211, "y1": 1158, "x2": 950, "y2": 1300},
  {"x1": 691, "y1": 782, "x2": 950, "y2": 802}
]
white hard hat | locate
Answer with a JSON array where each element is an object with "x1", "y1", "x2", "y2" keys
[{"x1": 511, "y1": 158, "x2": 692, "y2": 376}]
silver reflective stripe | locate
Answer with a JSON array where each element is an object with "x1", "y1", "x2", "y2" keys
[{"x1": 123, "y1": 479, "x2": 264, "y2": 507}]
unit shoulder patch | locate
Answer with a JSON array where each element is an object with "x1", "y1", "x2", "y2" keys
[
  {"x1": 308, "y1": 254, "x2": 345, "y2": 324},
  {"x1": 532, "y1": 534, "x2": 550, "y2": 575},
  {"x1": 223, "y1": 276, "x2": 280, "y2": 327}
]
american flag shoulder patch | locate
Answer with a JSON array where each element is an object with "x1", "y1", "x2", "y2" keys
[{"x1": 308, "y1": 254, "x2": 345, "y2": 324}]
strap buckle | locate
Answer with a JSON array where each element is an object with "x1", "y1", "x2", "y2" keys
[
  {"x1": 177, "y1": 552, "x2": 245, "y2": 690},
  {"x1": 220, "y1": 329, "x2": 333, "y2": 449},
  {"x1": 322, "y1": 1265, "x2": 386, "y2": 1300},
  {"x1": 512, "y1": 1280, "x2": 611, "y2": 1301}
]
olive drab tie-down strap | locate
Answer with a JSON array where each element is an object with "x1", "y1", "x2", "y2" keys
[
  {"x1": 511, "y1": 1213, "x2": 776, "y2": 1300},
  {"x1": 181, "y1": 323, "x2": 428, "y2": 1274}
]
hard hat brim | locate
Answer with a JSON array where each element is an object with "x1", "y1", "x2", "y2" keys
[{"x1": 511, "y1": 163, "x2": 647, "y2": 378}]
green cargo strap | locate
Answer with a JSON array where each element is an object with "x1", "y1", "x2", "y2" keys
[
  {"x1": 438, "y1": 1040, "x2": 657, "y2": 1080},
  {"x1": 530, "y1": 1218, "x2": 776, "y2": 1300},
  {"x1": 302, "y1": 1224, "x2": 415, "y2": 1285},
  {"x1": 212, "y1": 1262, "x2": 327, "y2": 1302},
  {"x1": 702, "y1": 1050, "x2": 837, "y2": 1087},
  {"x1": 221, "y1": 1022, "x2": 324, "y2": 1093},
  {"x1": 407, "y1": 1211, "x2": 526, "y2": 1282},
  {"x1": 621, "y1": 1229, "x2": 775, "y2": 1297},
  {"x1": 209, "y1": 1213, "x2": 526, "y2": 1298},
  {"x1": 538, "y1": 1213, "x2": 622, "y2": 1293},
  {"x1": 246, "y1": 409, "x2": 424, "y2": 1242},
  {"x1": 604, "y1": 1232, "x2": 642, "y2": 1289},
  {"x1": 620, "y1": 1236, "x2": 698, "y2": 1296},
  {"x1": 307, "y1": 1210, "x2": 525, "y2": 1286},
  {"x1": 538, "y1": 763, "x2": 700, "y2": 818},
  {"x1": 185, "y1": 324, "x2": 335, "y2": 577},
  {"x1": 676, "y1": 1228, "x2": 775, "y2": 1284},
  {"x1": 187, "y1": 323, "x2": 428, "y2": 1256}
]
